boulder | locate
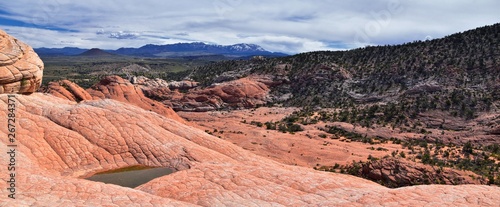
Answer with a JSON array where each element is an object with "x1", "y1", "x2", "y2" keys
[{"x1": 0, "y1": 30, "x2": 43, "y2": 94}]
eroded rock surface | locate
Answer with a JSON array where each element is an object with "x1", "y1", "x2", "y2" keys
[
  {"x1": 44, "y1": 80, "x2": 93, "y2": 102},
  {"x1": 0, "y1": 93, "x2": 499, "y2": 206},
  {"x1": 130, "y1": 76, "x2": 199, "y2": 90},
  {"x1": 131, "y1": 76, "x2": 170, "y2": 88},
  {"x1": 352, "y1": 157, "x2": 485, "y2": 187},
  {"x1": 143, "y1": 75, "x2": 272, "y2": 111},
  {"x1": 0, "y1": 30, "x2": 43, "y2": 94},
  {"x1": 88, "y1": 76, "x2": 185, "y2": 123},
  {"x1": 45, "y1": 76, "x2": 185, "y2": 123},
  {"x1": 168, "y1": 80, "x2": 199, "y2": 90}
]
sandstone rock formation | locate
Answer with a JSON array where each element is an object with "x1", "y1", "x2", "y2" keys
[
  {"x1": 44, "y1": 76, "x2": 185, "y2": 123},
  {"x1": 142, "y1": 75, "x2": 272, "y2": 111},
  {"x1": 0, "y1": 30, "x2": 43, "y2": 94},
  {"x1": 45, "y1": 80, "x2": 93, "y2": 102},
  {"x1": 168, "y1": 80, "x2": 199, "y2": 90},
  {"x1": 353, "y1": 157, "x2": 485, "y2": 187},
  {"x1": 130, "y1": 76, "x2": 198, "y2": 90},
  {"x1": 1, "y1": 93, "x2": 499, "y2": 206},
  {"x1": 131, "y1": 76, "x2": 170, "y2": 88},
  {"x1": 88, "y1": 76, "x2": 185, "y2": 123}
]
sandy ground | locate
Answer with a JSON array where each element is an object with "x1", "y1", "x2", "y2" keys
[{"x1": 179, "y1": 107, "x2": 408, "y2": 168}]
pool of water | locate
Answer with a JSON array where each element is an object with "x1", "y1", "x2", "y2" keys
[{"x1": 85, "y1": 166, "x2": 173, "y2": 188}]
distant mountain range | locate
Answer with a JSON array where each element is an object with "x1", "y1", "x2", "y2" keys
[
  {"x1": 78, "y1": 48, "x2": 117, "y2": 57},
  {"x1": 35, "y1": 47, "x2": 88, "y2": 56},
  {"x1": 35, "y1": 42, "x2": 288, "y2": 58}
]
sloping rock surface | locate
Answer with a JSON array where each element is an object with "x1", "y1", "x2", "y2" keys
[
  {"x1": 0, "y1": 30, "x2": 43, "y2": 94},
  {"x1": 44, "y1": 76, "x2": 185, "y2": 123},
  {"x1": 143, "y1": 76, "x2": 271, "y2": 111},
  {"x1": 354, "y1": 157, "x2": 485, "y2": 187},
  {"x1": 0, "y1": 93, "x2": 499, "y2": 206},
  {"x1": 45, "y1": 80, "x2": 93, "y2": 102}
]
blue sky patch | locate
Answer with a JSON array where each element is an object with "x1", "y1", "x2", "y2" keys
[{"x1": 0, "y1": 11, "x2": 76, "y2": 32}]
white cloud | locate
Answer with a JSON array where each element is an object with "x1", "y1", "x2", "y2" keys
[
  {"x1": 108, "y1": 31, "x2": 140, "y2": 39},
  {"x1": 0, "y1": 0, "x2": 499, "y2": 53}
]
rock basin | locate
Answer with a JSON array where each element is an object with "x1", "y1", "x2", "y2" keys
[{"x1": 85, "y1": 166, "x2": 173, "y2": 188}]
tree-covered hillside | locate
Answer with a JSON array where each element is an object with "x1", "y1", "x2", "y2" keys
[{"x1": 190, "y1": 23, "x2": 500, "y2": 122}]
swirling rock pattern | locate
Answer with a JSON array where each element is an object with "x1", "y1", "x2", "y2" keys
[
  {"x1": 1, "y1": 93, "x2": 499, "y2": 206},
  {"x1": 0, "y1": 30, "x2": 43, "y2": 94}
]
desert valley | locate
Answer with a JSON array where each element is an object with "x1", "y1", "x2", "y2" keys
[{"x1": 1, "y1": 21, "x2": 500, "y2": 206}]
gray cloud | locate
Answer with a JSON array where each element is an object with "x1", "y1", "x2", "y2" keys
[
  {"x1": 0, "y1": 0, "x2": 499, "y2": 53},
  {"x1": 174, "y1": 32, "x2": 189, "y2": 36},
  {"x1": 108, "y1": 31, "x2": 140, "y2": 39}
]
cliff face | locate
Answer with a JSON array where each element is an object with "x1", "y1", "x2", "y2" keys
[
  {"x1": 0, "y1": 30, "x2": 43, "y2": 94},
  {"x1": 1, "y1": 93, "x2": 499, "y2": 206}
]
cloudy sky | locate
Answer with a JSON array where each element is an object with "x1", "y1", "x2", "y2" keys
[{"x1": 0, "y1": 0, "x2": 498, "y2": 54}]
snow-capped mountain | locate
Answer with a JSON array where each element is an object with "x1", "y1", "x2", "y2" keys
[
  {"x1": 35, "y1": 43, "x2": 287, "y2": 58},
  {"x1": 112, "y1": 42, "x2": 283, "y2": 57},
  {"x1": 227, "y1": 43, "x2": 266, "y2": 52}
]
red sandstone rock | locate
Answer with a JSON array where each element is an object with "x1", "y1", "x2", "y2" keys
[
  {"x1": 142, "y1": 76, "x2": 271, "y2": 111},
  {"x1": 353, "y1": 157, "x2": 485, "y2": 187},
  {"x1": 45, "y1": 76, "x2": 185, "y2": 123},
  {"x1": 44, "y1": 80, "x2": 93, "y2": 102},
  {"x1": 0, "y1": 93, "x2": 499, "y2": 206},
  {"x1": 0, "y1": 30, "x2": 43, "y2": 94},
  {"x1": 87, "y1": 76, "x2": 185, "y2": 123}
]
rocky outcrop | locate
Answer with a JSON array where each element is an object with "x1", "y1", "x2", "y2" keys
[
  {"x1": 128, "y1": 74, "x2": 291, "y2": 112},
  {"x1": 130, "y1": 76, "x2": 198, "y2": 90},
  {"x1": 168, "y1": 80, "x2": 199, "y2": 90},
  {"x1": 175, "y1": 77, "x2": 271, "y2": 111},
  {"x1": 140, "y1": 75, "x2": 272, "y2": 111},
  {"x1": 44, "y1": 80, "x2": 93, "y2": 102},
  {"x1": 346, "y1": 157, "x2": 485, "y2": 188},
  {"x1": 0, "y1": 30, "x2": 43, "y2": 94},
  {"x1": 1, "y1": 93, "x2": 499, "y2": 206},
  {"x1": 88, "y1": 76, "x2": 185, "y2": 123},
  {"x1": 405, "y1": 81, "x2": 442, "y2": 95},
  {"x1": 44, "y1": 76, "x2": 185, "y2": 123},
  {"x1": 130, "y1": 76, "x2": 170, "y2": 88}
]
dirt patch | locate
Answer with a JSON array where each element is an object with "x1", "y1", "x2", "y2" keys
[{"x1": 179, "y1": 107, "x2": 407, "y2": 167}]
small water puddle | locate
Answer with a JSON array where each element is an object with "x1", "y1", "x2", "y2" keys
[{"x1": 85, "y1": 166, "x2": 173, "y2": 188}]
